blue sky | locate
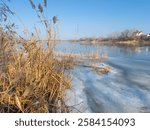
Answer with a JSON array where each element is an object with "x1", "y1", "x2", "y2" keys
[{"x1": 8, "y1": 0, "x2": 150, "y2": 39}]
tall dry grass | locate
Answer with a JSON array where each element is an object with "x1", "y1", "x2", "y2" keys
[{"x1": 0, "y1": 0, "x2": 71, "y2": 113}]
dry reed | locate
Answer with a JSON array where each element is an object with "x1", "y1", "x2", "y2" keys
[
  {"x1": 0, "y1": 28, "x2": 72, "y2": 113},
  {"x1": 0, "y1": 0, "x2": 71, "y2": 113}
]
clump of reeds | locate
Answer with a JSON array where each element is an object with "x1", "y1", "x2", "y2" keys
[
  {"x1": 92, "y1": 65, "x2": 112, "y2": 74},
  {"x1": 0, "y1": 0, "x2": 71, "y2": 113},
  {"x1": 0, "y1": 37, "x2": 71, "y2": 112}
]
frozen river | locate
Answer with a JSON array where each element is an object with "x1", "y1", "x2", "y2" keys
[{"x1": 56, "y1": 42, "x2": 150, "y2": 113}]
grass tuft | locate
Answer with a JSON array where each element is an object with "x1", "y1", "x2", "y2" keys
[{"x1": 0, "y1": 0, "x2": 71, "y2": 113}]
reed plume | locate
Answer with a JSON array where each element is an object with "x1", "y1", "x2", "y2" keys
[
  {"x1": 44, "y1": 0, "x2": 47, "y2": 7},
  {"x1": 38, "y1": 3, "x2": 43, "y2": 13},
  {"x1": 29, "y1": 0, "x2": 36, "y2": 9}
]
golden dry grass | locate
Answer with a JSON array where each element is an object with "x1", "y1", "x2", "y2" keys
[
  {"x1": 54, "y1": 52, "x2": 100, "y2": 61},
  {"x1": 92, "y1": 65, "x2": 112, "y2": 74},
  {"x1": 0, "y1": 30, "x2": 70, "y2": 112},
  {"x1": 0, "y1": 29, "x2": 72, "y2": 113},
  {"x1": 0, "y1": 0, "x2": 72, "y2": 113}
]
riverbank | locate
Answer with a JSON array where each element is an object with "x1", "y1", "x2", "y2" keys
[
  {"x1": 77, "y1": 39, "x2": 150, "y2": 47},
  {"x1": 62, "y1": 43, "x2": 150, "y2": 112}
]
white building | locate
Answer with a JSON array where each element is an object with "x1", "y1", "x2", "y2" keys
[
  {"x1": 135, "y1": 31, "x2": 144, "y2": 37},
  {"x1": 147, "y1": 33, "x2": 150, "y2": 37}
]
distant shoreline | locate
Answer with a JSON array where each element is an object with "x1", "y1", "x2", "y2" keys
[{"x1": 70, "y1": 39, "x2": 150, "y2": 47}]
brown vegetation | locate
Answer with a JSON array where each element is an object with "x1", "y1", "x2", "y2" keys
[
  {"x1": 0, "y1": 0, "x2": 71, "y2": 113},
  {"x1": 79, "y1": 29, "x2": 150, "y2": 46}
]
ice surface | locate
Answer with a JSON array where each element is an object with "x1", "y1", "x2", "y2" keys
[{"x1": 59, "y1": 43, "x2": 150, "y2": 113}]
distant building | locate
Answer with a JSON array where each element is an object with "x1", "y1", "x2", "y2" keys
[
  {"x1": 147, "y1": 33, "x2": 150, "y2": 37},
  {"x1": 135, "y1": 31, "x2": 144, "y2": 37}
]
